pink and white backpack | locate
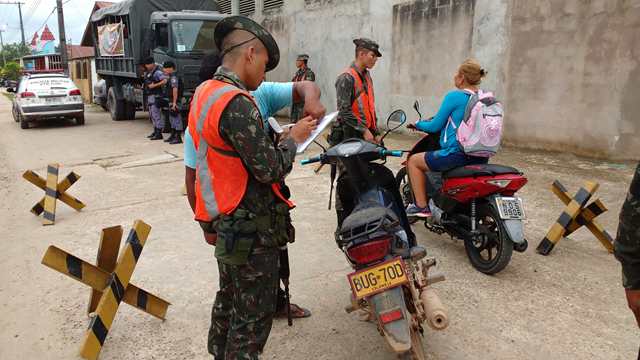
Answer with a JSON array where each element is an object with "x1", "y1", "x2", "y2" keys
[{"x1": 447, "y1": 89, "x2": 503, "y2": 158}]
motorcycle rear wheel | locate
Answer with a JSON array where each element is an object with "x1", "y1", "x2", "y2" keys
[
  {"x1": 395, "y1": 167, "x2": 418, "y2": 225},
  {"x1": 463, "y1": 203, "x2": 513, "y2": 274},
  {"x1": 398, "y1": 325, "x2": 426, "y2": 360}
]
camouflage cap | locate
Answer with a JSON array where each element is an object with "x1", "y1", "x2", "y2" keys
[
  {"x1": 296, "y1": 54, "x2": 309, "y2": 61},
  {"x1": 353, "y1": 38, "x2": 382, "y2": 58},
  {"x1": 214, "y1": 15, "x2": 280, "y2": 72}
]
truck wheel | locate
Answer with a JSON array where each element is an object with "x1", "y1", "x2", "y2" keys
[
  {"x1": 107, "y1": 87, "x2": 126, "y2": 121},
  {"x1": 124, "y1": 101, "x2": 136, "y2": 120}
]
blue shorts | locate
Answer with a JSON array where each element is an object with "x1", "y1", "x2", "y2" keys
[{"x1": 425, "y1": 150, "x2": 488, "y2": 172}]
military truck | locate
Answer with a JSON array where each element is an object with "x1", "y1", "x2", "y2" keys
[{"x1": 90, "y1": 0, "x2": 226, "y2": 120}]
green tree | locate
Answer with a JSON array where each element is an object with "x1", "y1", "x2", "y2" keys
[
  {"x1": 2, "y1": 62, "x2": 21, "y2": 80},
  {"x1": 0, "y1": 43, "x2": 30, "y2": 67}
]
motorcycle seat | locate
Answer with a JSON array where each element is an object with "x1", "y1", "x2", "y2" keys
[{"x1": 442, "y1": 164, "x2": 521, "y2": 179}]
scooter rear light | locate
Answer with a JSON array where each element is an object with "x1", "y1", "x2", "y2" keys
[
  {"x1": 379, "y1": 308, "x2": 404, "y2": 324},
  {"x1": 347, "y1": 236, "x2": 391, "y2": 264},
  {"x1": 486, "y1": 179, "x2": 512, "y2": 188}
]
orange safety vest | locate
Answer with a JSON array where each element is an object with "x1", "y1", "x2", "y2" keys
[
  {"x1": 188, "y1": 79, "x2": 294, "y2": 222},
  {"x1": 345, "y1": 67, "x2": 376, "y2": 131}
]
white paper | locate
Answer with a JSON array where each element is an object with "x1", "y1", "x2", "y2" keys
[{"x1": 296, "y1": 111, "x2": 338, "y2": 154}]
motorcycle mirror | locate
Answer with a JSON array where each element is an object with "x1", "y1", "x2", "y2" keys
[
  {"x1": 413, "y1": 100, "x2": 422, "y2": 119},
  {"x1": 386, "y1": 109, "x2": 406, "y2": 126},
  {"x1": 380, "y1": 109, "x2": 407, "y2": 143}
]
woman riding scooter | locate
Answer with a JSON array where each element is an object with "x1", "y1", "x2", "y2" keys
[{"x1": 405, "y1": 59, "x2": 490, "y2": 218}]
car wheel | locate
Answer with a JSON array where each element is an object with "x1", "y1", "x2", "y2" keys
[
  {"x1": 20, "y1": 115, "x2": 29, "y2": 129},
  {"x1": 107, "y1": 87, "x2": 126, "y2": 121},
  {"x1": 76, "y1": 113, "x2": 85, "y2": 125}
]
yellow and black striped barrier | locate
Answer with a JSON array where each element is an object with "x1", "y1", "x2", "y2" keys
[
  {"x1": 40, "y1": 221, "x2": 169, "y2": 360},
  {"x1": 537, "y1": 180, "x2": 614, "y2": 255},
  {"x1": 23, "y1": 163, "x2": 85, "y2": 225}
]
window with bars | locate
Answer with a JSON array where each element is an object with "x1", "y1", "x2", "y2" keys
[
  {"x1": 239, "y1": 0, "x2": 255, "y2": 15},
  {"x1": 264, "y1": 0, "x2": 284, "y2": 12},
  {"x1": 218, "y1": 0, "x2": 232, "y2": 14}
]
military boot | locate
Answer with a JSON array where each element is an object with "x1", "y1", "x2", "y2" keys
[
  {"x1": 164, "y1": 130, "x2": 176, "y2": 143},
  {"x1": 169, "y1": 131, "x2": 182, "y2": 144},
  {"x1": 150, "y1": 128, "x2": 163, "y2": 140}
]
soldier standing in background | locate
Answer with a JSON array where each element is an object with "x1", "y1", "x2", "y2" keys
[
  {"x1": 290, "y1": 54, "x2": 315, "y2": 123},
  {"x1": 329, "y1": 38, "x2": 382, "y2": 227},
  {"x1": 161, "y1": 61, "x2": 183, "y2": 144},
  {"x1": 142, "y1": 57, "x2": 166, "y2": 141},
  {"x1": 614, "y1": 162, "x2": 640, "y2": 329}
]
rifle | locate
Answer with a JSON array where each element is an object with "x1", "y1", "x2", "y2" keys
[{"x1": 279, "y1": 246, "x2": 293, "y2": 326}]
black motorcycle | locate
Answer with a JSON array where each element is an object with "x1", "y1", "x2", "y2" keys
[{"x1": 301, "y1": 110, "x2": 448, "y2": 360}]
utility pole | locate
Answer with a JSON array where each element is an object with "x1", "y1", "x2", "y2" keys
[
  {"x1": 0, "y1": 2, "x2": 26, "y2": 46},
  {"x1": 17, "y1": 1, "x2": 25, "y2": 46},
  {"x1": 56, "y1": 0, "x2": 68, "y2": 74},
  {"x1": 0, "y1": 28, "x2": 6, "y2": 66}
]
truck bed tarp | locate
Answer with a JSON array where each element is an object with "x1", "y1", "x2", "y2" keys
[{"x1": 92, "y1": 0, "x2": 219, "y2": 62}]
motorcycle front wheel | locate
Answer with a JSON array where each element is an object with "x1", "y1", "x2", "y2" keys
[{"x1": 464, "y1": 203, "x2": 513, "y2": 275}]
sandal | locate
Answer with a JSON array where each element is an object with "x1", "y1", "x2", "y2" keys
[{"x1": 275, "y1": 303, "x2": 311, "y2": 319}]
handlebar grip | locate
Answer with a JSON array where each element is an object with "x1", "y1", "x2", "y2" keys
[
  {"x1": 380, "y1": 150, "x2": 404, "y2": 157},
  {"x1": 300, "y1": 155, "x2": 321, "y2": 165}
]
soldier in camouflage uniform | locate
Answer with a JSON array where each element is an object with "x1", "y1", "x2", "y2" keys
[
  {"x1": 614, "y1": 162, "x2": 640, "y2": 327},
  {"x1": 194, "y1": 16, "x2": 317, "y2": 359},
  {"x1": 329, "y1": 38, "x2": 383, "y2": 226},
  {"x1": 290, "y1": 54, "x2": 316, "y2": 123}
]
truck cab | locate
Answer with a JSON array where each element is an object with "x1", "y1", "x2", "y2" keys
[
  {"x1": 90, "y1": 0, "x2": 224, "y2": 121},
  {"x1": 148, "y1": 11, "x2": 227, "y2": 103}
]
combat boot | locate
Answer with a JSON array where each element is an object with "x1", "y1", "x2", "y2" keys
[
  {"x1": 169, "y1": 131, "x2": 182, "y2": 144},
  {"x1": 164, "y1": 130, "x2": 176, "y2": 143},
  {"x1": 150, "y1": 128, "x2": 163, "y2": 140}
]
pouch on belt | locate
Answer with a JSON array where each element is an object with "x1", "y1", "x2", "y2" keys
[{"x1": 214, "y1": 209, "x2": 257, "y2": 265}]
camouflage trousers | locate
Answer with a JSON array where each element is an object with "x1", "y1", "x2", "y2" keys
[
  {"x1": 208, "y1": 248, "x2": 279, "y2": 360},
  {"x1": 149, "y1": 103, "x2": 163, "y2": 129},
  {"x1": 290, "y1": 102, "x2": 304, "y2": 123}
]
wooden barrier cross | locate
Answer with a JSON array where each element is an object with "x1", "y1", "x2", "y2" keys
[
  {"x1": 23, "y1": 163, "x2": 85, "y2": 225},
  {"x1": 536, "y1": 180, "x2": 614, "y2": 255},
  {"x1": 41, "y1": 221, "x2": 170, "y2": 360}
]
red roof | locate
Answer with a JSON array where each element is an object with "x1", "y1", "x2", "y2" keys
[
  {"x1": 30, "y1": 32, "x2": 39, "y2": 46},
  {"x1": 95, "y1": 1, "x2": 114, "y2": 8},
  {"x1": 67, "y1": 45, "x2": 95, "y2": 59},
  {"x1": 41, "y1": 25, "x2": 55, "y2": 41}
]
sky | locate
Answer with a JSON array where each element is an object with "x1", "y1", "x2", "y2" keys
[{"x1": 0, "y1": 0, "x2": 123, "y2": 46}]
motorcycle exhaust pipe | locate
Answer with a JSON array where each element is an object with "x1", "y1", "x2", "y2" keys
[{"x1": 420, "y1": 289, "x2": 449, "y2": 330}]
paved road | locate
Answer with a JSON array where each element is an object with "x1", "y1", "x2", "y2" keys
[{"x1": 0, "y1": 96, "x2": 636, "y2": 359}]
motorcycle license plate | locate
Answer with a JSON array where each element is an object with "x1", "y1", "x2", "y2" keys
[
  {"x1": 495, "y1": 197, "x2": 525, "y2": 220},
  {"x1": 347, "y1": 258, "x2": 408, "y2": 300}
]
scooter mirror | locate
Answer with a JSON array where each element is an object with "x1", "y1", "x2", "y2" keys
[
  {"x1": 413, "y1": 100, "x2": 422, "y2": 119},
  {"x1": 380, "y1": 109, "x2": 407, "y2": 143},
  {"x1": 387, "y1": 109, "x2": 406, "y2": 126}
]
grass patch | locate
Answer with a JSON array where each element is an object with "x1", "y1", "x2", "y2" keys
[{"x1": 2, "y1": 92, "x2": 14, "y2": 101}]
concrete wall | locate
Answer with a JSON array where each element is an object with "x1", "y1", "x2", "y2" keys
[
  {"x1": 253, "y1": 0, "x2": 640, "y2": 160},
  {"x1": 505, "y1": 0, "x2": 640, "y2": 159}
]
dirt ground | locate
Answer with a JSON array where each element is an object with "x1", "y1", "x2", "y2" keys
[{"x1": 0, "y1": 95, "x2": 638, "y2": 360}]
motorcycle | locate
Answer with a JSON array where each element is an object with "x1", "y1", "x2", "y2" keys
[
  {"x1": 301, "y1": 110, "x2": 448, "y2": 359},
  {"x1": 396, "y1": 101, "x2": 529, "y2": 275}
]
